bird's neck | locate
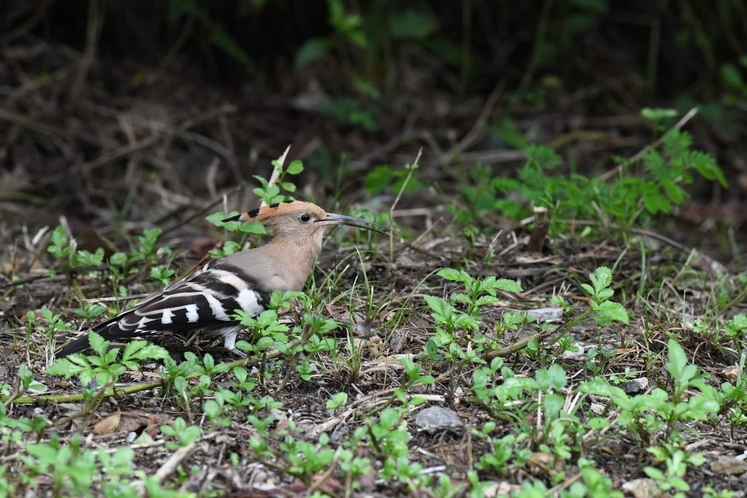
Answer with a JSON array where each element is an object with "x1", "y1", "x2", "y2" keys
[{"x1": 267, "y1": 233, "x2": 323, "y2": 289}]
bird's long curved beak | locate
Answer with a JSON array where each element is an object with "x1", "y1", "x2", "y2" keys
[{"x1": 316, "y1": 213, "x2": 388, "y2": 235}]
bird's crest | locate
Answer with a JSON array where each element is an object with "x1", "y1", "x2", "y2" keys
[{"x1": 223, "y1": 200, "x2": 326, "y2": 223}]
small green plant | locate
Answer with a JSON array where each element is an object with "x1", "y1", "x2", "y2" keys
[
  {"x1": 254, "y1": 158, "x2": 304, "y2": 205},
  {"x1": 644, "y1": 443, "x2": 706, "y2": 497},
  {"x1": 49, "y1": 331, "x2": 170, "y2": 388},
  {"x1": 641, "y1": 107, "x2": 678, "y2": 133},
  {"x1": 168, "y1": 0, "x2": 256, "y2": 74},
  {"x1": 32, "y1": 307, "x2": 73, "y2": 350},
  {"x1": 581, "y1": 266, "x2": 630, "y2": 327},
  {"x1": 73, "y1": 303, "x2": 108, "y2": 326},
  {"x1": 474, "y1": 427, "x2": 531, "y2": 474},
  {"x1": 130, "y1": 227, "x2": 168, "y2": 267},
  {"x1": 47, "y1": 225, "x2": 75, "y2": 261},
  {"x1": 326, "y1": 391, "x2": 348, "y2": 410},
  {"x1": 160, "y1": 417, "x2": 201, "y2": 450},
  {"x1": 362, "y1": 407, "x2": 424, "y2": 487},
  {"x1": 423, "y1": 268, "x2": 524, "y2": 364},
  {"x1": 206, "y1": 155, "x2": 305, "y2": 257},
  {"x1": 453, "y1": 128, "x2": 727, "y2": 233},
  {"x1": 364, "y1": 164, "x2": 424, "y2": 195},
  {"x1": 320, "y1": 97, "x2": 378, "y2": 131},
  {"x1": 570, "y1": 458, "x2": 623, "y2": 498},
  {"x1": 3, "y1": 364, "x2": 48, "y2": 409},
  {"x1": 47, "y1": 332, "x2": 170, "y2": 417},
  {"x1": 16, "y1": 435, "x2": 139, "y2": 497},
  {"x1": 294, "y1": 0, "x2": 439, "y2": 94},
  {"x1": 580, "y1": 339, "x2": 720, "y2": 447},
  {"x1": 717, "y1": 353, "x2": 747, "y2": 432}
]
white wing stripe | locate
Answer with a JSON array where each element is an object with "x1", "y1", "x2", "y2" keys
[
  {"x1": 185, "y1": 304, "x2": 199, "y2": 323},
  {"x1": 209, "y1": 269, "x2": 249, "y2": 292},
  {"x1": 161, "y1": 309, "x2": 175, "y2": 324},
  {"x1": 236, "y1": 288, "x2": 263, "y2": 315},
  {"x1": 203, "y1": 293, "x2": 229, "y2": 321}
]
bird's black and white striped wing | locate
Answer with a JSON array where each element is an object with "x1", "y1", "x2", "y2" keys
[{"x1": 56, "y1": 261, "x2": 270, "y2": 357}]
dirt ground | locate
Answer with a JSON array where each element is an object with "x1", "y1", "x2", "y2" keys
[{"x1": 1, "y1": 36, "x2": 747, "y2": 497}]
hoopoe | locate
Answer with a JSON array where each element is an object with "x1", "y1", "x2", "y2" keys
[{"x1": 55, "y1": 200, "x2": 386, "y2": 358}]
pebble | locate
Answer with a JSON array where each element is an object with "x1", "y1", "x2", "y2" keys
[
  {"x1": 525, "y1": 308, "x2": 564, "y2": 322},
  {"x1": 414, "y1": 406, "x2": 463, "y2": 434},
  {"x1": 559, "y1": 343, "x2": 585, "y2": 360},
  {"x1": 711, "y1": 456, "x2": 747, "y2": 476},
  {"x1": 620, "y1": 377, "x2": 649, "y2": 395},
  {"x1": 622, "y1": 478, "x2": 659, "y2": 498}
]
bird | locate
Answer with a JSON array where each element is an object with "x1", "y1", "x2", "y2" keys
[{"x1": 55, "y1": 200, "x2": 386, "y2": 358}]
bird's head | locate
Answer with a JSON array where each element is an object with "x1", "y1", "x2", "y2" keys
[{"x1": 224, "y1": 200, "x2": 386, "y2": 248}]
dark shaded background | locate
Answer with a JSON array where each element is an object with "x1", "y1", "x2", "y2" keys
[{"x1": 1, "y1": 0, "x2": 745, "y2": 246}]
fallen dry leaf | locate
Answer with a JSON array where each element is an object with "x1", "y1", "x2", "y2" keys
[{"x1": 93, "y1": 411, "x2": 121, "y2": 435}]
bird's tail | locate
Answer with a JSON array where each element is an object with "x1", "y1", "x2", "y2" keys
[
  {"x1": 55, "y1": 320, "x2": 127, "y2": 358},
  {"x1": 55, "y1": 335, "x2": 94, "y2": 358}
]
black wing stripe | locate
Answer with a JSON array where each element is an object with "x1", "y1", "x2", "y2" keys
[{"x1": 211, "y1": 262, "x2": 272, "y2": 305}]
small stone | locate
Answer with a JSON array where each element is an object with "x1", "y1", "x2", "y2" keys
[
  {"x1": 126, "y1": 431, "x2": 138, "y2": 444},
  {"x1": 330, "y1": 426, "x2": 349, "y2": 442},
  {"x1": 590, "y1": 403, "x2": 606, "y2": 415},
  {"x1": 711, "y1": 456, "x2": 747, "y2": 476},
  {"x1": 481, "y1": 481, "x2": 514, "y2": 497},
  {"x1": 560, "y1": 343, "x2": 585, "y2": 360},
  {"x1": 622, "y1": 478, "x2": 659, "y2": 498},
  {"x1": 59, "y1": 403, "x2": 84, "y2": 412},
  {"x1": 525, "y1": 308, "x2": 564, "y2": 322},
  {"x1": 620, "y1": 378, "x2": 649, "y2": 395},
  {"x1": 414, "y1": 406, "x2": 463, "y2": 434}
]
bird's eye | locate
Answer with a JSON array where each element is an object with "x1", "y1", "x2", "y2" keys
[{"x1": 299, "y1": 213, "x2": 311, "y2": 223}]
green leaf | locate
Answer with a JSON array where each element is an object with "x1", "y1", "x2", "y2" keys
[
  {"x1": 50, "y1": 225, "x2": 68, "y2": 250},
  {"x1": 286, "y1": 160, "x2": 304, "y2": 175},
  {"x1": 542, "y1": 394, "x2": 565, "y2": 419},
  {"x1": 88, "y1": 331, "x2": 108, "y2": 358},
  {"x1": 642, "y1": 150, "x2": 666, "y2": 177},
  {"x1": 204, "y1": 400, "x2": 221, "y2": 419},
  {"x1": 475, "y1": 295, "x2": 500, "y2": 307},
  {"x1": 326, "y1": 392, "x2": 348, "y2": 409},
  {"x1": 389, "y1": 9, "x2": 434, "y2": 40},
  {"x1": 666, "y1": 339, "x2": 687, "y2": 379},
  {"x1": 641, "y1": 107, "x2": 678, "y2": 121},
  {"x1": 578, "y1": 378, "x2": 629, "y2": 406},
  {"x1": 587, "y1": 417, "x2": 611, "y2": 430},
  {"x1": 678, "y1": 150, "x2": 728, "y2": 188},
  {"x1": 280, "y1": 182, "x2": 296, "y2": 193},
  {"x1": 493, "y1": 279, "x2": 523, "y2": 293},
  {"x1": 294, "y1": 37, "x2": 332, "y2": 69},
  {"x1": 493, "y1": 119, "x2": 531, "y2": 150},
  {"x1": 437, "y1": 268, "x2": 472, "y2": 285},
  {"x1": 351, "y1": 72, "x2": 380, "y2": 99},
  {"x1": 239, "y1": 221, "x2": 266, "y2": 235},
  {"x1": 592, "y1": 301, "x2": 629, "y2": 326},
  {"x1": 109, "y1": 252, "x2": 128, "y2": 266},
  {"x1": 46, "y1": 358, "x2": 82, "y2": 378},
  {"x1": 660, "y1": 179, "x2": 686, "y2": 205},
  {"x1": 580, "y1": 283, "x2": 594, "y2": 296},
  {"x1": 546, "y1": 364, "x2": 567, "y2": 390},
  {"x1": 122, "y1": 341, "x2": 170, "y2": 363},
  {"x1": 590, "y1": 267, "x2": 612, "y2": 293},
  {"x1": 662, "y1": 129, "x2": 692, "y2": 158},
  {"x1": 721, "y1": 63, "x2": 745, "y2": 91}
]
